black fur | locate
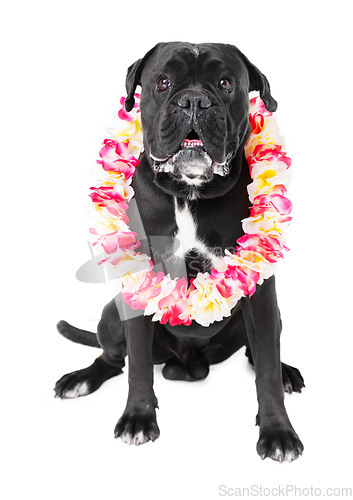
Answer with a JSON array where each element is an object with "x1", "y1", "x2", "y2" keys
[{"x1": 55, "y1": 42, "x2": 304, "y2": 461}]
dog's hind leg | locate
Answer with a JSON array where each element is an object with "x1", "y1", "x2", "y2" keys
[
  {"x1": 280, "y1": 363, "x2": 305, "y2": 394},
  {"x1": 54, "y1": 299, "x2": 126, "y2": 399},
  {"x1": 54, "y1": 357, "x2": 123, "y2": 399}
]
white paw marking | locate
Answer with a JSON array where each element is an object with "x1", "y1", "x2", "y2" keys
[
  {"x1": 120, "y1": 431, "x2": 149, "y2": 446},
  {"x1": 284, "y1": 449, "x2": 298, "y2": 462},
  {"x1": 273, "y1": 447, "x2": 285, "y2": 462},
  {"x1": 272, "y1": 447, "x2": 298, "y2": 463},
  {"x1": 120, "y1": 432, "x2": 132, "y2": 445},
  {"x1": 63, "y1": 381, "x2": 90, "y2": 399}
]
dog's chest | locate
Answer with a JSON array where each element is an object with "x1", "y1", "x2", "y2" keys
[
  {"x1": 172, "y1": 199, "x2": 220, "y2": 270},
  {"x1": 173, "y1": 200, "x2": 198, "y2": 258}
]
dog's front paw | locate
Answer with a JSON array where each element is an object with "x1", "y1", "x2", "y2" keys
[
  {"x1": 114, "y1": 408, "x2": 160, "y2": 446},
  {"x1": 257, "y1": 428, "x2": 304, "y2": 463}
]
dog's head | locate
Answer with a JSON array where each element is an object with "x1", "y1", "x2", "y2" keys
[{"x1": 125, "y1": 42, "x2": 277, "y2": 199}]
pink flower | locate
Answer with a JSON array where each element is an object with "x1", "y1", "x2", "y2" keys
[
  {"x1": 223, "y1": 266, "x2": 260, "y2": 298},
  {"x1": 210, "y1": 265, "x2": 260, "y2": 299},
  {"x1": 114, "y1": 140, "x2": 137, "y2": 161},
  {"x1": 118, "y1": 94, "x2": 141, "y2": 122},
  {"x1": 250, "y1": 111, "x2": 265, "y2": 135},
  {"x1": 89, "y1": 186, "x2": 129, "y2": 220},
  {"x1": 98, "y1": 157, "x2": 137, "y2": 179},
  {"x1": 122, "y1": 271, "x2": 165, "y2": 310},
  {"x1": 209, "y1": 269, "x2": 233, "y2": 298},
  {"x1": 250, "y1": 193, "x2": 292, "y2": 217},
  {"x1": 97, "y1": 139, "x2": 138, "y2": 177},
  {"x1": 94, "y1": 230, "x2": 137, "y2": 255},
  {"x1": 104, "y1": 200, "x2": 129, "y2": 219},
  {"x1": 236, "y1": 234, "x2": 288, "y2": 263},
  {"x1": 247, "y1": 144, "x2": 291, "y2": 176},
  {"x1": 249, "y1": 96, "x2": 268, "y2": 115},
  {"x1": 155, "y1": 278, "x2": 192, "y2": 326},
  {"x1": 89, "y1": 185, "x2": 124, "y2": 204},
  {"x1": 249, "y1": 98, "x2": 271, "y2": 134}
]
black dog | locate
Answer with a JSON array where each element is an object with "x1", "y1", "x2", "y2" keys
[{"x1": 55, "y1": 42, "x2": 304, "y2": 462}]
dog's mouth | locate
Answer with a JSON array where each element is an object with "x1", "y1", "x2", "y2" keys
[{"x1": 150, "y1": 130, "x2": 230, "y2": 183}]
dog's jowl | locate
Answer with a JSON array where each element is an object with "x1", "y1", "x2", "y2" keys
[{"x1": 55, "y1": 42, "x2": 304, "y2": 462}]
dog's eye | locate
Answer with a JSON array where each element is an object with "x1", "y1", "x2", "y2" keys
[
  {"x1": 218, "y1": 78, "x2": 232, "y2": 93},
  {"x1": 156, "y1": 76, "x2": 172, "y2": 92}
]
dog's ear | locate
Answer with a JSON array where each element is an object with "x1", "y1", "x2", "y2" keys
[
  {"x1": 231, "y1": 46, "x2": 278, "y2": 112},
  {"x1": 125, "y1": 43, "x2": 164, "y2": 112}
]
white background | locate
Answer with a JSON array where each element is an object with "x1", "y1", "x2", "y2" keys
[{"x1": 1, "y1": 1, "x2": 352, "y2": 498}]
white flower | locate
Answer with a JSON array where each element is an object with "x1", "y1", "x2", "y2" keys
[{"x1": 187, "y1": 273, "x2": 242, "y2": 327}]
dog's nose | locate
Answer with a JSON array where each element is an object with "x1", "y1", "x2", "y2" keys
[{"x1": 176, "y1": 92, "x2": 212, "y2": 110}]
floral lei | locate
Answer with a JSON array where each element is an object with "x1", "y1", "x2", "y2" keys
[{"x1": 89, "y1": 94, "x2": 292, "y2": 327}]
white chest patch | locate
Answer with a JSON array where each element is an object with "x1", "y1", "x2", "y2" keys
[
  {"x1": 172, "y1": 199, "x2": 223, "y2": 269},
  {"x1": 173, "y1": 200, "x2": 198, "y2": 259}
]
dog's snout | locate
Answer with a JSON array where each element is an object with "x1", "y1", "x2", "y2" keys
[{"x1": 176, "y1": 92, "x2": 212, "y2": 110}]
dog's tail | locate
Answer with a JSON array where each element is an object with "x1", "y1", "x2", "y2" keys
[{"x1": 56, "y1": 320, "x2": 101, "y2": 348}]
